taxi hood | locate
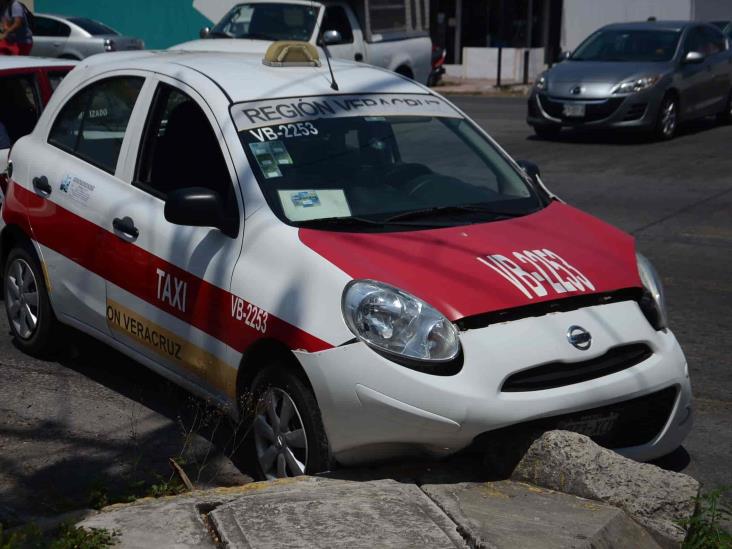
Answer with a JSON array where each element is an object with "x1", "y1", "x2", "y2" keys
[{"x1": 299, "y1": 202, "x2": 641, "y2": 321}]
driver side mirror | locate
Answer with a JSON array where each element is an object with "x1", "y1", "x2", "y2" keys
[
  {"x1": 322, "y1": 30, "x2": 343, "y2": 45},
  {"x1": 683, "y1": 51, "x2": 704, "y2": 64},
  {"x1": 517, "y1": 159, "x2": 541, "y2": 182},
  {"x1": 164, "y1": 187, "x2": 237, "y2": 238},
  {"x1": 200, "y1": 27, "x2": 211, "y2": 39},
  {"x1": 559, "y1": 50, "x2": 571, "y2": 61}
]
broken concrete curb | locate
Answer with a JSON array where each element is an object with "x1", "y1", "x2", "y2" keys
[
  {"x1": 423, "y1": 481, "x2": 661, "y2": 549},
  {"x1": 511, "y1": 430, "x2": 700, "y2": 547}
]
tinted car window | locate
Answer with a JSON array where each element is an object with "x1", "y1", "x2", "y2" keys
[
  {"x1": 34, "y1": 16, "x2": 71, "y2": 38},
  {"x1": 67, "y1": 17, "x2": 119, "y2": 36},
  {"x1": 211, "y1": 3, "x2": 318, "y2": 41},
  {"x1": 48, "y1": 77, "x2": 144, "y2": 174},
  {"x1": 0, "y1": 75, "x2": 40, "y2": 146},
  {"x1": 701, "y1": 27, "x2": 725, "y2": 54},
  {"x1": 47, "y1": 70, "x2": 71, "y2": 92},
  {"x1": 323, "y1": 6, "x2": 354, "y2": 43},
  {"x1": 572, "y1": 29, "x2": 681, "y2": 62},
  {"x1": 135, "y1": 84, "x2": 239, "y2": 222}
]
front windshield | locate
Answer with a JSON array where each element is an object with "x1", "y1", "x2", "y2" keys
[
  {"x1": 211, "y1": 3, "x2": 319, "y2": 41},
  {"x1": 236, "y1": 97, "x2": 543, "y2": 232},
  {"x1": 572, "y1": 29, "x2": 681, "y2": 62}
]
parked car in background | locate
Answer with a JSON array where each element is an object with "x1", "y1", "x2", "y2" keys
[
  {"x1": 711, "y1": 21, "x2": 732, "y2": 43},
  {"x1": 173, "y1": 0, "x2": 432, "y2": 85},
  {"x1": 31, "y1": 14, "x2": 144, "y2": 60},
  {"x1": 528, "y1": 21, "x2": 732, "y2": 140},
  {"x1": 1, "y1": 57, "x2": 76, "y2": 201}
]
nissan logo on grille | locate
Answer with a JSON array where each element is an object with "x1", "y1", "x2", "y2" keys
[
  {"x1": 570, "y1": 86, "x2": 583, "y2": 95},
  {"x1": 567, "y1": 325, "x2": 592, "y2": 350}
]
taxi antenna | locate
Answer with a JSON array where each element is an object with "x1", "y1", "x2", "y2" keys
[{"x1": 318, "y1": 35, "x2": 340, "y2": 91}]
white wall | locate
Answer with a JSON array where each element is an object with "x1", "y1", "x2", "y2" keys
[
  {"x1": 450, "y1": 47, "x2": 545, "y2": 83},
  {"x1": 562, "y1": 0, "x2": 693, "y2": 52}
]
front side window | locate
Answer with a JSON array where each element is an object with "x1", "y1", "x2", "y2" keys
[
  {"x1": 322, "y1": 6, "x2": 354, "y2": 43},
  {"x1": 48, "y1": 77, "x2": 144, "y2": 173},
  {"x1": 572, "y1": 29, "x2": 681, "y2": 62},
  {"x1": 135, "y1": 84, "x2": 238, "y2": 220},
  {"x1": 235, "y1": 96, "x2": 542, "y2": 232},
  {"x1": 211, "y1": 3, "x2": 319, "y2": 41},
  {"x1": 0, "y1": 74, "x2": 40, "y2": 147}
]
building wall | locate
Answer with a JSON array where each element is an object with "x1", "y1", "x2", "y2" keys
[
  {"x1": 562, "y1": 0, "x2": 692, "y2": 51},
  {"x1": 34, "y1": 0, "x2": 213, "y2": 49},
  {"x1": 693, "y1": 0, "x2": 732, "y2": 20}
]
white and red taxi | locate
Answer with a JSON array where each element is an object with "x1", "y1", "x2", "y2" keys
[{"x1": 1, "y1": 44, "x2": 692, "y2": 479}]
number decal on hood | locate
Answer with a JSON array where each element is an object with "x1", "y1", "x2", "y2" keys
[{"x1": 477, "y1": 249, "x2": 595, "y2": 299}]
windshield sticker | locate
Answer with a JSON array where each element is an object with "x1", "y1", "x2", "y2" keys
[
  {"x1": 249, "y1": 142, "x2": 283, "y2": 179},
  {"x1": 278, "y1": 189, "x2": 351, "y2": 222},
  {"x1": 269, "y1": 141, "x2": 294, "y2": 165},
  {"x1": 233, "y1": 94, "x2": 462, "y2": 131},
  {"x1": 477, "y1": 249, "x2": 596, "y2": 300}
]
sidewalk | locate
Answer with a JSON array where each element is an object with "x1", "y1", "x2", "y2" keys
[
  {"x1": 432, "y1": 78, "x2": 533, "y2": 97},
  {"x1": 77, "y1": 476, "x2": 661, "y2": 549}
]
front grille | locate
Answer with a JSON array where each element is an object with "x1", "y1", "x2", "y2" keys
[
  {"x1": 475, "y1": 386, "x2": 678, "y2": 450},
  {"x1": 624, "y1": 102, "x2": 648, "y2": 121},
  {"x1": 539, "y1": 94, "x2": 625, "y2": 122},
  {"x1": 502, "y1": 343, "x2": 653, "y2": 392}
]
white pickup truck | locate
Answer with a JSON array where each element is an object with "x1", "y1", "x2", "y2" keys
[{"x1": 172, "y1": 0, "x2": 432, "y2": 85}]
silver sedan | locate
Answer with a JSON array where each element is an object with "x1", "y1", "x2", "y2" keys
[
  {"x1": 31, "y1": 14, "x2": 144, "y2": 60},
  {"x1": 528, "y1": 21, "x2": 732, "y2": 140}
]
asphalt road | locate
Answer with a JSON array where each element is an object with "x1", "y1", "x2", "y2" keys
[{"x1": 1, "y1": 96, "x2": 730, "y2": 524}]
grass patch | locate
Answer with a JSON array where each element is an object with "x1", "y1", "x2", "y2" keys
[
  {"x1": 681, "y1": 488, "x2": 732, "y2": 549},
  {"x1": 0, "y1": 522, "x2": 118, "y2": 549}
]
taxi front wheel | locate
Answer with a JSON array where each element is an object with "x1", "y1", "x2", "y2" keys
[
  {"x1": 249, "y1": 364, "x2": 332, "y2": 480},
  {"x1": 3, "y1": 245, "x2": 60, "y2": 357}
]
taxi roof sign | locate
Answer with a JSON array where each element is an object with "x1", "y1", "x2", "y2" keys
[{"x1": 263, "y1": 41, "x2": 321, "y2": 67}]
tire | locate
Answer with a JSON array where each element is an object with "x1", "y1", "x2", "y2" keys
[
  {"x1": 533, "y1": 125, "x2": 561, "y2": 140},
  {"x1": 654, "y1": 94, "x2": 678, "y2": 141},
  {"x1": 248, "y1": 363, "x2": 331, "y2": 480},
  {"x1": 3, "y1": 244, "x2": 61, "y2": 357},
  {"x1": 716, "y1": 90, "x2": 732, "y2": 125}
]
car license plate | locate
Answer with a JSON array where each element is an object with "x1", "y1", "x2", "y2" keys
[
  {"x1": 557, "y1": 412, "x2": 619, "y2": 437},
  {"x1": 563, "y1": 103, "x2": 586, "y2": 118}
]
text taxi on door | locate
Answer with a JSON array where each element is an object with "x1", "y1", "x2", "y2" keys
[{"x1": 0, "y1": 43, "x2": 692, "y2": 479}]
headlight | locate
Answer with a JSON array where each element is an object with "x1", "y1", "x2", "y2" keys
[
  {"x1": 636, "y1": 253, "x2": 668, "y2": 331},
  {"x1": 342, "y1": 280, "x2": 460, "y2": 365},
  {"x1": 612, "y1": 75, "x2": 661, "y2": 94},
  {"x1": 535, "y1": 74, "x2": 547, "y2": 91}
]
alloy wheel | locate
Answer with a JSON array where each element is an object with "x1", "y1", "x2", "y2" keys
[
  {"x1": 661, "y1": 100, "x2": 677, "y2": 138},
  {"x1": 5, "y1": 258, "x2": 40, "y2": 340},
  {"x1": 254, "y1": 387, "x2": 308, "y2": 479}
]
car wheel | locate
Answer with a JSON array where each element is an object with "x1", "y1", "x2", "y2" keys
[
  {"x1": 716, "y1": 90, "x2": 732, "y2": 125},
  {"x1": 533, "y1": 125, "x2": 561, "y2": 140},
  {"x1": 3, "y1": 245, "x2": 60, "y2": 357},
  {"x1": 249, "y1": 364, "x2": 331, "y2": 480},
  {"x1": 655, "y1": 95, "x2": 678, "y2": 140}
]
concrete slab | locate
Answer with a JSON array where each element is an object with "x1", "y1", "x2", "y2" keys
[
  {"x1": 422, "y1": 481, "x2": 662, "y2": 549},
  {"x1": 209, "y1": 477, "x2": 466, "y2": 548}
]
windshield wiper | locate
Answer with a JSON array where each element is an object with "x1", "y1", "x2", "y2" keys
[
  {"x1": 384, "y1": 205, "x2": 528, "y2": 223},
  {"x1": 242, "y1": 32, "x2": 280, "y2": 41},
  {"x1": 297, "y1": 215, "x2": 449, "y2": 229}
]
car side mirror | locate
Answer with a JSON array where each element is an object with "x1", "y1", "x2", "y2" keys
[
  {"x1": 200, "y1": 27, "x2": 211, "y2": 39},
  {"x1": 683, "y1": 51, "x2": 704, "y2": 64},
  {"x1": 322, "y1": 30, "x2": 342, "y2": 45},
  {"x1": 559, "y1": 50, "x2": 571, "y2": 61},
  {"x1": 164, "y1": 187, "x2": 237, "y2": 237},
  {"x1": 517, "y1": 159, "x2": 541, "y2": 182}
]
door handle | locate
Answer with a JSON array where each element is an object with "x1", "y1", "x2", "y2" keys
[
  {"x1": 32, "y1": 176, "x2": 52, "y2": 196},
  {"x1": 112, "y1": 216, "x2": 139, "y2": 241},
  {"x1": 355, "y1": 53, "x2": 364, "y2": 62}
]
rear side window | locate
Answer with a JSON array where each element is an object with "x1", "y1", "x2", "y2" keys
[
  {"x1": 48, "y1": 77, "x2": 144, "y2": 174},
  {"x1": 34, "y1": 16, "x2": 71, "y2": 38},
  {"x1": 0, "y1": 74, "x2": 41, "y2": 147}
]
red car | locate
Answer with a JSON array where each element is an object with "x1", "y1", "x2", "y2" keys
[{"x1": 1, "y1": 57, "x2": 76, "y2": 195}]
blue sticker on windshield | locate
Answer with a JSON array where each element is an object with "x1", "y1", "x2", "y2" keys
[{"x1": 291, "y1": 191, "x2": 320, "y2": 208}]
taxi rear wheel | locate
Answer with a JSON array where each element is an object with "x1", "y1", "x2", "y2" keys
[
  {"x1": 249, "y1": 365, "x2": 331, "y2": 480},
  {"x1": 3, "y1": 245, "x2": 60, "y2": 357}
]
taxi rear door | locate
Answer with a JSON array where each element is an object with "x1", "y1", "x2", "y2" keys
[{"x1": 104, "y1": 73, "x2": 245, "y2": 405}]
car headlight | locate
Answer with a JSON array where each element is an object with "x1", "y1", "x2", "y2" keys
[
  {"x1": 535, "y1": 73, "x2": 547, "y2": 91},
  {"x1": 612, "y1": 75, "x2": 661, "y2": 94},
  {"x1": 636, "y1": 253, "x2": 668, "y2": 331},
  {"x1": 342, "y1": 280, "x2": 460, "y2": 365}
]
